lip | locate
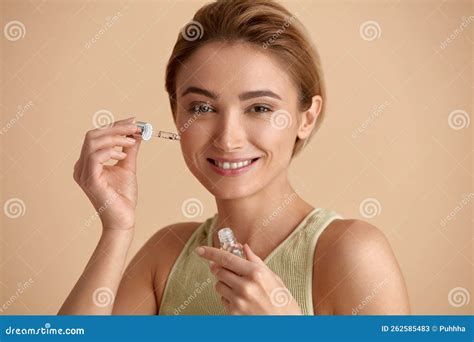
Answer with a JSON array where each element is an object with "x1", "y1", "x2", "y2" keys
[
  {"x1": 206, "y1": 157, "x2": 261, "y2": 176},
  {"x1": 209, "y1": 156, "x2": 261, "y2": 163}
]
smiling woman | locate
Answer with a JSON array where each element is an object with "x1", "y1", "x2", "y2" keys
[
  {"x1": 166, "y1": 0, "x2": 326, "y2": 158},
  {"x1": 59, "y1": 0, "x2": 410, "y2": 316}
]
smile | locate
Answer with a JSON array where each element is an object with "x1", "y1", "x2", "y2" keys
[{"x1": 206, "y1": 157, "x2": 261, "y2": 175}]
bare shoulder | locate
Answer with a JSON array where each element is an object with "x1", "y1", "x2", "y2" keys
[
  {"x1": 130, "y1": 221, "x2": 202, "y2": 310},
  {"x1": 146, "y1": 221, "x2": 202, "y2": 252},
  {"x1": 312, "y1": 218, "x2": 410, "y2": 315},
  {"x1": 113, "y1": 221, "x2": 201, "y2": 315}
]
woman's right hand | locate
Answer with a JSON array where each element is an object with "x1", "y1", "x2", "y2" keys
[{"x1": 73, "y1": 117, "x2": 142, "y2": 231}]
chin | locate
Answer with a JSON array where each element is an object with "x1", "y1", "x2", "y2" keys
[
  {"x1": 191, "y1": 169, "x2": 265, "y2": 200},
  {"x1": 207, "y1": 182, "x2": 259, "y2": 200}
]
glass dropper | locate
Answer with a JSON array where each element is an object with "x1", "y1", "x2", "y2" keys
[{"x1": 136, "y1": 121, "x2": 180, "y2": 141}]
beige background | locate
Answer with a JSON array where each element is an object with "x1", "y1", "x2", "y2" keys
[{"x1": 0, "y1": 0, "x2": 472, "y2": 315}]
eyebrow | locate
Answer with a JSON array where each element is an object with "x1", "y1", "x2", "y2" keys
[
  {"x1": 239, "y1": 90, "x2": 282, "y2": 101},
  {"x1": 181, "y1": 86, "x2": 218, "y2": 99},
  {"x1": 181, "y1": 86, "x2": 282, "y2": 101}
]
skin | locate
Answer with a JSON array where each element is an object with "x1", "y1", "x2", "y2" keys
[{"x1": 59, "y1": 42, "x2": 410, "y2": 315}]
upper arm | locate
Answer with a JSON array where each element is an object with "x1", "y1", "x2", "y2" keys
[
  {"x1": 112, "y1": 230, "x2": 163, "y2": 315},
  {"x1": 112, "y1": 222, "x2": 200, "y2": 315},
  {"x1": 313, "y1": 219, "x2": 410, "y2": 315}
]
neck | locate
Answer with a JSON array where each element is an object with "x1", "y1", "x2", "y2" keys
[{"x1": 212, "y1": 171, "x2": 314, "y2": 250}]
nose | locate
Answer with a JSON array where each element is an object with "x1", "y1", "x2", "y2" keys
[{"x1": 212, "y1": 110, "x2": 246, "y2": 152}]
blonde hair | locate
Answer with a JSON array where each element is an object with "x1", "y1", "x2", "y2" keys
[{"x1": 165, "y1": 0, "x2": 326, "y2": 156}]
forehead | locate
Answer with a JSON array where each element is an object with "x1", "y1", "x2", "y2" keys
[{"x1": 175, "y1": 42, "x2": 297, "y2": 99}]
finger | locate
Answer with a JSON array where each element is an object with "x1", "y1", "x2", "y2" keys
[
  {"x1": 86, "y1": 148, "x2": 127, "y2": 178},
  {"x1": 210, "y1": 263, "x2": 244, "y2": 289},
  {"x1": 80, "y1": 121, "x2": 138, "y2": 165},
  {"x1": 215, "y1": 280, "x2": 234, "y2": 301},
  {"x1": 243, "y1": 244, "x2": 264, "y2": 264},
  {"x1": 221, "y1": 296, "x2": 230, "y2": 307},
  {"x1": 87, "y1": 117, "x2": 137, "y2": 139},
  {"x1": 196, "y1": 246, "x2": 251, "y2": 276},
  {"x1": 97, "y1": 123, "x2": 141, "y2": 138},
  {"x1": 116, "y1": 134, "x2": 142, "y2": 172},
  {"x1": 100, "y1": 117, "x2": 137, "y2": 133},
  {"x1": 85, "y1": 134, "x2": 137, "y2": 155}
]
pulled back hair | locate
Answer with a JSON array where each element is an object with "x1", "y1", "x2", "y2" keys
[{"x1": 165, "y1": 0, "x2": 326, "y2": 156}]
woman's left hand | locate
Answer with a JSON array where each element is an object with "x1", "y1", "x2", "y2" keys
[{"x1": 195, "y1": 244, "x2": 302, "y2": 315}]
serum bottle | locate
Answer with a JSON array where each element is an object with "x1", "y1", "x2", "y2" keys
[{"x1": 218, "y1": 228, "x2": 246, "y2": 259}]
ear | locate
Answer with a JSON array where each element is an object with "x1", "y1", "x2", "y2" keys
[{"x1": 297, "y1": 95, "x2": 322, "y2": 140}]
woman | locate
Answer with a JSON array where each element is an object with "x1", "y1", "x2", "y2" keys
[{"x1": 59, "y1": 0, "x2": 410, "y2": 315}]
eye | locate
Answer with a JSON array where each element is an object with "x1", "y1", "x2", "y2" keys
[
  {"x1": 189, "y1": 103, "x2": 215, "y2": 114},
  {"x1": 248, "y1": 104, "x2": 272, "y2": 114}
]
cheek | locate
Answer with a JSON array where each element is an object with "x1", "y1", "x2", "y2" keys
[
  {"x1": 247, "y1": 119, "x2": 296, "y2": 156},
  {"x1": 176, "y1": 115, "x2": 209, "y2": 150}
]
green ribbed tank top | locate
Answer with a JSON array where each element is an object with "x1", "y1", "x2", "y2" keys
[{"x1": 158, "y1": 207, "x2": 343, "y2": 315}]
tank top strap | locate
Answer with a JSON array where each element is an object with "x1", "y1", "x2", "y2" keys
[{"x1": 265, "y1": 208, "x2": 343, "y2": 314}]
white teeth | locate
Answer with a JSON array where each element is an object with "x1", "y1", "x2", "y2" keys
[{"x1": 214, "y1": 159, "x2": 253, "y2": 170}]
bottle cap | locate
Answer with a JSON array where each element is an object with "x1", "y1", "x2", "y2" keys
[
  {"x1": 218, "y1": 227, "x2": 234, "y2": 244},
  {"x1": 136, "y1": 121, "x2": 153, "y2": 141}
]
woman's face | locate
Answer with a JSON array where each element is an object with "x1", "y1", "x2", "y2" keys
[{"x1": 174, "y1": 42, "x2": 310, "y2": 200}]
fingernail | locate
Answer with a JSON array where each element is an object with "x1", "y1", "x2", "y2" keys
[
  {"x1": 195, "y1": 247, "x2": 204, "y2": 256},
  {"x1": 126, "y1": 137, "x2": 136, "y2": 143}
]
